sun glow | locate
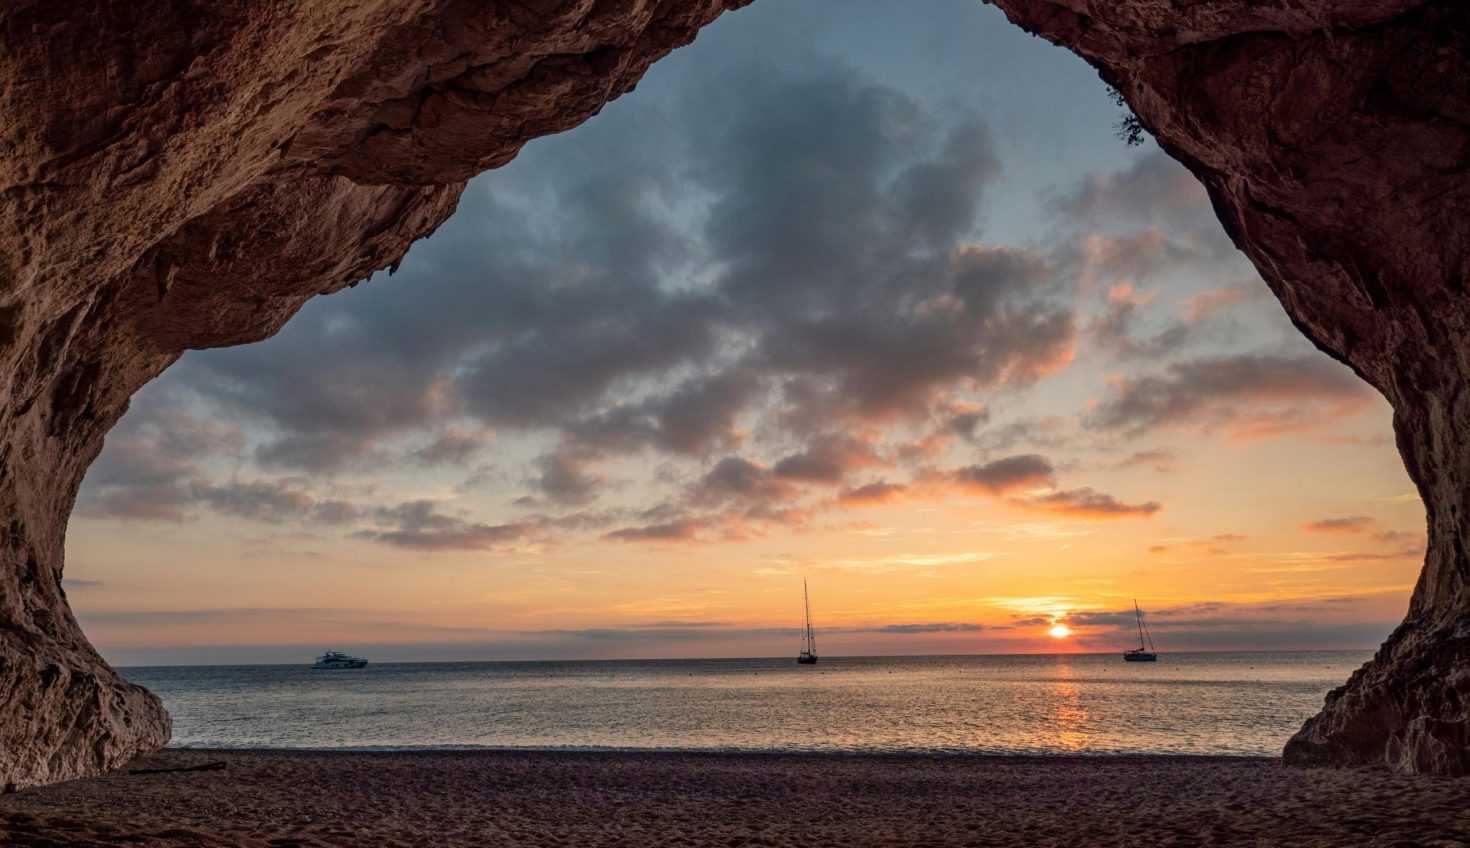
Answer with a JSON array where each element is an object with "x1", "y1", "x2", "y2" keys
[{"x1": 1048, "y1": 623, "x2": 1074, "y2": 639}]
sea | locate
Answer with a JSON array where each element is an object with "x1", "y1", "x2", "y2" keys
[{"x1": 119, "y1": 652, "x2": 1368, "y2": 757}]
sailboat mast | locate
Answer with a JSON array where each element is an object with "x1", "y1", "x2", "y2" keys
[
  {"x1": 804, "y1": 579, "x2": 816, "y2": 653},
  {"x1": 1134, "y1": 599, "x2": 1146, "y2": 651}
]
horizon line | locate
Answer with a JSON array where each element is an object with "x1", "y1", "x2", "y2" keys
[{"x1": 113, "y1": 646, "x2": 1379, "y2": 669}]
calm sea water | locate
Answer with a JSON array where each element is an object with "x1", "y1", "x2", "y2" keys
[{"x1": 119, "y1": 652, "x2": 1368, "y2": 757}]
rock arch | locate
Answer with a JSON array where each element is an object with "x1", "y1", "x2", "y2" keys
[{"x1": 0, "y1": 0, "x2": 1465, "y2": 786}]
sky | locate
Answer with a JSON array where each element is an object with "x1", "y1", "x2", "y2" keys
[{"x1": 66, "y1": 0, "x2": 1425, "y2": 666}]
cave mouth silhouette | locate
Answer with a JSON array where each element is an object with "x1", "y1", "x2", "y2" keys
[{"x1": 2, "y1": 0, "x2": 1468, "y2": 788}]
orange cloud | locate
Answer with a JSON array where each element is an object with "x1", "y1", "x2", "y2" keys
[
  {"x1": 1183, "y1": 287, "x2": 1252, "y2": 321},
  {"x1": 1303, "y1": 516, "x2": 1376, "y2": 534}
]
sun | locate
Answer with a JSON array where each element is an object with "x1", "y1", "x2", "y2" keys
[{"x1": 1048, "y1": 623, "x2": 1074, "y2": 639}]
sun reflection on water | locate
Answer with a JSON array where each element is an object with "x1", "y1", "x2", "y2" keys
[{"x1": 1049, "y1": 656, "x2": 1089, "y2": 752}]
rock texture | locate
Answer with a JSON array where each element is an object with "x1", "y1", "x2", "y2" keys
[{"x1": 0, "y1": 0, "x2": 1467, "y2": 786}]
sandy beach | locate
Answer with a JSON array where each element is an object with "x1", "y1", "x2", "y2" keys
[{"x1": 2, "y1": 749, "x2": 1468, "y2": 847}]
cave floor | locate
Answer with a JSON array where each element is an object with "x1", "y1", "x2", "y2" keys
[{"x1": 3, "y1": 749, "x2": 1470, "y2": 846}]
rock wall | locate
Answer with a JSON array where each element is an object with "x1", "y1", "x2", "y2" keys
[{"x1": 0, "y1": 0, "x2": 1466, "y2": 786}]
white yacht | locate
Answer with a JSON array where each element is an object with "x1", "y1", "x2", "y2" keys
[{"x1": 312, "y1": 650, "x2": 368, "y2": 670}]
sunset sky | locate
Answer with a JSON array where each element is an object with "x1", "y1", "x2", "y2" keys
[{"x1": 67, "y1": 0, "x2": 1424, "y2": 666}]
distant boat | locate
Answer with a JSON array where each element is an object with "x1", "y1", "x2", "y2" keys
[
  {"x1": 797, "y1": 579, "x2": 818, "y2": 665},
  {"x1": 1123, "y1": 600, "x2": 1157, "y2": 662},
  {"x1": 312, "y1": 650, "x2": 368, "y2": 670}
]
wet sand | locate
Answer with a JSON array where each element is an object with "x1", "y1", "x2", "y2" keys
[{"x1": 3, "y1": 749, "x2": 1468, "y2": 847}]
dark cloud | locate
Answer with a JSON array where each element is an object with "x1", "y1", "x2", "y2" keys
[
  {"x1": 863, "y1": 622, "x2": 986, "y2": 634},
  {"x1": 190, "y1": 480, "x2": 359, "y2": 526},
  {"x1": 1113, "y1": 449, "x2": 1177, "y2": 473},
  {"x1": 356, "y1": 500, "x2": 540, "y2": 552},
  {"x1": 603, "y1": 518, "x2": 710, "y2": 543},
  {"x1": 1025, "y1": 487, "x2": 1161, "y2": 518},
  {"x1": 1085, "y1": 353, "x2": 1375, "y2": 439},
  {"x1": 77, "y1": 406, "x2": 244, "y2": 522},
  {"x1": 773, "y1": 433, "x2": 884, "y2": 483},
  {"x1": 411, "y1": 429, "x2": 495, "y2": 466},
  {"x1": 941, "y1": 402, "x2": 990, "y2": 440},
  {"x1": 837, "y1": 480, "x2": 909, "y2": 505},
  {"x1": 692, "y1": 457, "x2": 795, "y2": 507},
  {"x1": 950, "y1": 454, "x2": 1055, "y2": 495},
  {"x1": 524, "y1": 621, "x2": 988, "y2": 641},
  {"x1": 530, "y1": 447, "x2": 605, "y2": 506}
]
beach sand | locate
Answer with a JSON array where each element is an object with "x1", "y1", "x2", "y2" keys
[{"x1": 2, "y1": 749, "x2": 1468, "y2": 847}]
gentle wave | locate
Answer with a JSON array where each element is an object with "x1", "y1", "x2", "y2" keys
[{"x1": 122, "y1": 652, "x2": 1368, "y2": 757}]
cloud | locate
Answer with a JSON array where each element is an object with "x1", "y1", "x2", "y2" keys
[
  {"x1": 76, "y1": 406, "x2": 245, "y2": 522},
  {"x1": 1113, "y1": 449, "x2": 1177, "y2": 472},
  {"x1": 412, "y1": 428, "x2": 496, "y2": 466},
  {"x1": 857, "y1": 622, "x2": 986, "y2": 634},
  {"x1": 1087, "y1": 283, "x2": 1190, "y2": 359},
  {"x1": 950, "y1": 454, "x2": 1055, "y2": 495},
  {"x1": 692, "y1": 457, "x2": 796, "y2": 506},
  {"x1": 530, "y1": 447, "x2": 606, "y2": 506},
  {"x1": 837, "y1": 480, "x2": 909, "y2": 505},
  {"x1": 356, "y1": 500, "x2": 541, "y2": 552},
  {"x1": 1147, "y1": 534, "x2": 1246, "y2": 555},
  {"x1": 190, "y1": 480, "x2": 359, "y2": 525},
  {"x1": 1304, "y1": 516, "x2": 1377, "y2": 535},
  {"x1": 1085, "y1": 353, "x2": 1376, "y2": 439},
  {"x1": 773, "y1": 432, "x2": 884, "y2": 483},
  {"x1": 927, "y1": 454, "x2": 1160, "y2": 520},
  {"x1": 1024, "y1": 487, "x2": 1161, "y2": 519},
  {"x1": 603, "y1": 519, "x2": 709, "y2": 543},
  {"x1": 1296, "y1": 517, "x2": 1420, "y2": 547},
  {"x1": 1184, "y1": 286, "x2": 1254, "y2": 321},
  {"x1": 1051, "y1": 151, "x2": 1214, "y2": 231}
]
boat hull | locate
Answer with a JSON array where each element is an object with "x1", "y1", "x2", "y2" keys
[
  {"x1": 1123, "y1": 652, "x2": 1157, "y2": 662},
  {"x1": 797, "y1": 654, "x2": 818, "y2": 665},
  {"x1": 312, "y1": 659, "x2": 368, "y2": 669}
]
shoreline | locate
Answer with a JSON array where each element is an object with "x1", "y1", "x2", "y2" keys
[
  {"x1": 5, "y1": 749, "x2": 1468, "y2": 847},
  {"x1": 158, "y1": 745, "x2": 1284, "y2": 761}
]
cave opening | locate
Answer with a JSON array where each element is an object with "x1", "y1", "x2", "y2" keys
[
  {"x1": 4, "y1": 0, "x2": 1466, "y2": 788},
  {"x1": 62, "y1": 0, "x2": 1414, "y2": 762}
]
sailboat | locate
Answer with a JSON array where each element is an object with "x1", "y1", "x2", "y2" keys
[
  {"x1": 1123, "y1": 599, "x2": 1157, "y2": 662},
  {"x1": 797, "y1": 578, "x2": 818, "y2": 664}
]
